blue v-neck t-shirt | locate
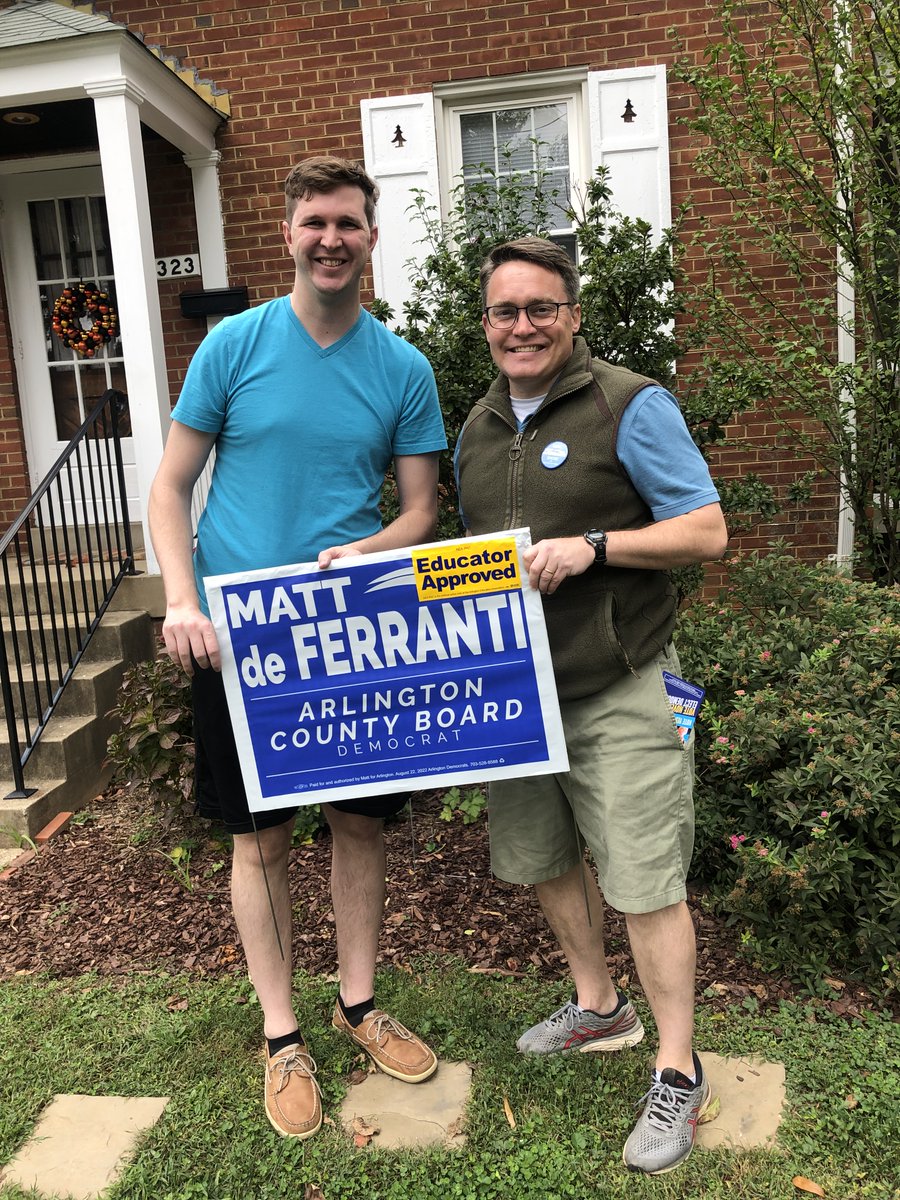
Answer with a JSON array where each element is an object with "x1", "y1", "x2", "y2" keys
[{"x1": 171, "y1": 297, "x2": 446, "y2": 613}]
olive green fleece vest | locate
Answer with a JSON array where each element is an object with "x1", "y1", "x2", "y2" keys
[{"x1": 456, "y1": 338, "x2": 677, "y2": 701}]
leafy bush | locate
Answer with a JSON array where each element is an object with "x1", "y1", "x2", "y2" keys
[
  {"x1": 393, "y1": 157, "x2": 564, "y2": 539},
  {"x1": 107, "y1": 654, "x2": 194, "y2": 814},
  {"x1": 108, "y1": 653, "x2": 329, "y2": 840},
  {"x1": 677, "y1": 550, "x2": 900, "y2": 991},
  {"x1": 439, "y1": 784, "x2": 487, "y2": 825},
  {"x1": 674, "y1": 0, "x2": 900, "y2": 583}
]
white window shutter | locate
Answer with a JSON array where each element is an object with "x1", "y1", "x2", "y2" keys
[
  {"x1": 587, "y1": 66, "x2": 672, "y2": 237},
  {"x1": 360, "y1": 92, "x2": 440, "y2": 322}
]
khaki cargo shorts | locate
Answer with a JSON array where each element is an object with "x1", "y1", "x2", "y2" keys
[{"x1": 488, "y1": 643, "x2": 695, "y2": 914}]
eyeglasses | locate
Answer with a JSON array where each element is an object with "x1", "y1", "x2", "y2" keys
[{"x1": 483, "y1": 301, "x2": 575, "y2": 330}]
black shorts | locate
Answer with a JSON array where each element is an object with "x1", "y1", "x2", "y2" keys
[{"x1": 191, "y1": 664, "x2": 411, "y2": 834}]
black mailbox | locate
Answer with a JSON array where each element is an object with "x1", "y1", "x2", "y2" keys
[{"x1": 180, "y1": 287, "x2": 250, "y2": 318}]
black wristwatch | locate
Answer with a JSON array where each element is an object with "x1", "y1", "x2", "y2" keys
[{"x1": 583, "y1": 528, "x2": 608, "y2": 566}]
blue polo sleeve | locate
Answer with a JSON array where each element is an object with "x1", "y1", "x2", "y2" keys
[{"x1": 617, "y1": 386, "x2": 720, "y2": 520}]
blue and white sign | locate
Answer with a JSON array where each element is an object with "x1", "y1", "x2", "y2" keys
[{"x1": 205, "y1": 528, "x2": 568, "y2": 810}]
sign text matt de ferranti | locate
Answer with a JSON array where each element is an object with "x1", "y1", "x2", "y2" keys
[{"x1": 205, "y1": 528, "x2": 568, "y2": 811}]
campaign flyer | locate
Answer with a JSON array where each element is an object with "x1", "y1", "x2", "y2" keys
[
  {"x1": 662, "y1": 670, "x2": 705, "y2": 745},
  {"x1": 206, "y1": 529, "x2": 568, "y2": 810}
]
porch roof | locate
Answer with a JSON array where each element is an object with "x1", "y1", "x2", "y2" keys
[
  {"x1": 0, "y1": 1, "x2": 122, "y2": 45},
  {"x1": 0, "y1": 0, "x2": 229, "y2": 159}
]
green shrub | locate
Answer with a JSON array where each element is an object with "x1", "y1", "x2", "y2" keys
[
  {"x1": 387, "y1": 161, "x2": 777, "y2": 590},
  {"x1": 439, "y1": 784, "x2": 487, "y2": 825},
  {"x1": 107, "y1": 654, "x2": 194, "y2": 813},
  {"x1": 677, "y1": 551, "x2": 900, "y2": 991},
  {"x1": 108, "y1": 653, "x2": 330, "y2": 840},
  {"x1": 395, "y1": 156, "x2": 563, "y2": 540}
]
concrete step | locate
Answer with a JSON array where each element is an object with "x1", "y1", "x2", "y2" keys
[
  {"x1": 0, "y1": 605, "x2": 156, "y2": 844},
  {"x1": 0, "y1": 778, "x2": 67, "y2": 846},
  {"x1": 5, "y1": 558, "x2": 131, "y2": 617},
  {"x1": 0, "y1": 658, "x2": 127, "y2": 723},
  {"x1": 0, "y1": 773, "x2": 112, "y2": 845},
  {"x1": 2, "y1": 608, "x2": 155, "y2": 670},
  {"x1": 0, "y1": 710, "x2": 111, "y2": 783},
  {"x1": 4, "y1": 558, "x2": 164, "y2": 620}
]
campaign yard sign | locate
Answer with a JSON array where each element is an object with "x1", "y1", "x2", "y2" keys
[{"x1": 205, "y1": 529, "x2": 568, "y2": 810}]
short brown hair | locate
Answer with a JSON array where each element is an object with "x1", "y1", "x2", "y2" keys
[
  {"x1": 480, "y1": 236, "x2": 580, "y2": 306},
  {"x1": 283, "y1": 156, "x2": 380, "y2": 226}
]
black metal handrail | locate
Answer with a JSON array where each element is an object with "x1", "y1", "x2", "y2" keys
[{"x1": 0, "y1": 388, "x2": 136, "y2": 799}]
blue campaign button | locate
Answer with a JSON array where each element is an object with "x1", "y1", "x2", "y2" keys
[{"x1": 541, "y1": 440, "x2": 569, "y2": 468}]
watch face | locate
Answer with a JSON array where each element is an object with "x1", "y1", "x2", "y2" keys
[{"x1": 585, "y1": 529, "x2": 607, "y2": 562}]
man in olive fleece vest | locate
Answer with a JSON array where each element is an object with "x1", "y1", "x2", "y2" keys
[{"x1": 455, "y1": 236, "x2": 728, "y2": 1176}]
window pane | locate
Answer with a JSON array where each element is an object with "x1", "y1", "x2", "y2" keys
[
  {"x1": 44, "y1": 283, "x2": 71, "y2": 364},
  {"x1": 550, "y1": 232, "x2": 577, "y2": 262},
  {"x1": 106, "y1": 364, "x2": 131, "y2": 437},
  {"x1": 29, "y1": 201, "x2": 63, "y2": 279},
  {"x1": 88, "y1": 195, "x2": 113, "y2": 276},
  {"x1": 459, "y1": 101, "x2": 573, "y2": 233},
  {"x1": 50, "y1": 365, "x2": 83, "y2": 440},
  {"x1": 495, "y1": 108, "x2": 535, "y2": 173},
  {"x1": 533, "y1": 104, "x2": 569, "y2": 169},
  {"x1": 461, "y1": 111, "x2": 497, "y2": 172},
  {"x1": 544, "y1": 169, "x2": 572, "y2": 227},
  {"x1": 61, "y1": 198, "x2": 97, "y2": 281}
]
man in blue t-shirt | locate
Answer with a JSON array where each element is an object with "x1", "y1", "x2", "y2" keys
[{"x1": 149, "y1": 157, "x2": 447, "y2": 1140}]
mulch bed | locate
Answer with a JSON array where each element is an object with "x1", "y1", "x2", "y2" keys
[{"x1": 0, "y1": 784, "x2": 881, "y2": 1020}]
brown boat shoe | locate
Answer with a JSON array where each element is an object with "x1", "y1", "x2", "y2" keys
[
  {"x1": 264, "y1": 1041, "x2": 323, "y2": 1139},
  {"x1": 332, "y1": 1003, "x2": 438, "y2": 1083}
]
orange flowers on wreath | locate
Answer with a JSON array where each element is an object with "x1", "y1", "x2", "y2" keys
[{"x1": 51, "y1": 283, "x2": 119, "y2": 358}]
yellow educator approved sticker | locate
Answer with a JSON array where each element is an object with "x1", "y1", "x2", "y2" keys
[{"x1": 412, "y1": 537, "x2": 521, "y2": 601}]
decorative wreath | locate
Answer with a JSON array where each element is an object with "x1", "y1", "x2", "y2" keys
[{"x1": 51, "y1": 283, "x2": 119, "y2": 358}]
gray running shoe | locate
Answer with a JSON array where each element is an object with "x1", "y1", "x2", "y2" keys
[
  {"x1": 516, "y1": 993, "x2": 645, "y2": 1054},
  {"x1": 622, "y1": 1055, "x2": 711, "y2": 1175}
]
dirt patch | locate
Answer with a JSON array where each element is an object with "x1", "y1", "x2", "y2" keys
[{"x1": 0, "y1": 784, "x2": 881, "y2": 1020}]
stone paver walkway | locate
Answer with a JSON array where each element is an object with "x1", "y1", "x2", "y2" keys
[
  {"x1": 697, "y1": 1053, "x2": 785, "y2": 1150},
  {"x1": 337, "y1": 1050, "x2": 784, "y2": 1153},
  {"x1": 1, "y1": 1051, "x2": 784, "y2": 1194},
  {"x1": 340, "y1": 1060, "x2": 473, "y2": 1148},
  {"x1": 2, "y1": 1094, "x2": 168, "y2": 1200}
]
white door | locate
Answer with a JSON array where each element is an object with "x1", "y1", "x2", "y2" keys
[{"x1": 0, "y1": 165, "x2": 136, "y2": 528}]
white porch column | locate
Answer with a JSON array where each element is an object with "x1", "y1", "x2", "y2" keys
[
  {"x1": 184, "y1": 150, "x2": 228, "y2": 290},
  {"x1": 85, "y1": 77, "x2": 170, "y2": 575},
  {"x1": 182, "y1": 151, "x2": 227, "y2": 526}
]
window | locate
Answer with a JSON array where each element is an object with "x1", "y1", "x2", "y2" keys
[
  {"x1": 457, "y1": 101, "x2": 575, "y2": 256},
  {"x1": 437, "y1": 72, "x2": 588, "y2": 260},
  {"x1": 361, "y1": 67, "x2": 670, "y2": 320}
]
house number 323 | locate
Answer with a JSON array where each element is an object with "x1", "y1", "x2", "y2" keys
[{"x1": 156, "y1": 255, "x2": 201, "y2": 278}]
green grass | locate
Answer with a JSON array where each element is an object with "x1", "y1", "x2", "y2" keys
[{"x1": 1, "y1": 962, "x2": 898, "y2": 1199}]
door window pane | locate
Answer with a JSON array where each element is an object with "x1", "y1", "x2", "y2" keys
[
  {"x1": 30, "y1": 195, "x2": 128, "y2": 439},
  {"x1": 49, "y1": 366, "x2": 82, "y2": 441}
]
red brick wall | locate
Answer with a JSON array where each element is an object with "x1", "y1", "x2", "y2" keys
[
  {"x1": 106, "y1": 0, "x2": 738, "y2": 296},
  {"x1": 0, "y1": 0, "x2": 841, "y2": 569}
]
